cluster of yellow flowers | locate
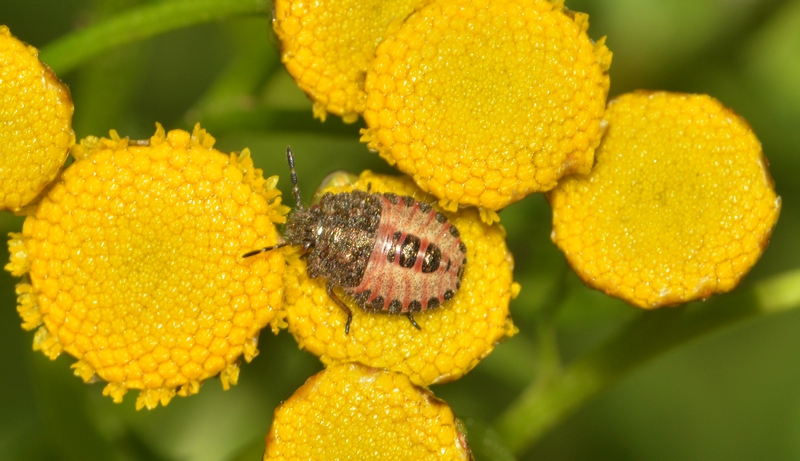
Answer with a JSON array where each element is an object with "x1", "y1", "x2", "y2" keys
[
  {"x1": 1, "y1": 15, "x2": 517, "y2": 457},
  {"x1": 275, "y1": 0, "x2": 612, "y2": 216},
  {"x1": 1, "y1": 0, "x2": 781, "y2": 457}
]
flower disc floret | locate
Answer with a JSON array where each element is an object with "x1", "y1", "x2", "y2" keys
[
  {"x1": 273, "y1": 0, "x2": 426, "y2": 122},
  {"x1": 0, "y1": 26, "x2": 74, "y2": 211},
  {"x1": 549, "y1": 92, "x2": 781, "y2": 308},
  {"x1": 5, "y1": 124, "x2": 288, "y2": 409},
  {"x1": 281, "y1": 172, "x2": 519, "y2": 386},
  {"x1": 360, "y1": 0, "x2": 612, "y2": 211},
  {"x1": 265, "y1": 363, "x2": 472, "y2": 460}
]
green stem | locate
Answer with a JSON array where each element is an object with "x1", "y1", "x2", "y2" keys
[
  {"x1": 40, "y1": 0, "x2": 270, "y2": 75},
  {"x1": 533, "y1": 267, "x2": 569, "y2": 382},
  {"x1": 494, "y1": 268, "x2": 800, "y2": 455},
  {"x1": 186, "y1": 17, "x2": 280, "y2": 126}
]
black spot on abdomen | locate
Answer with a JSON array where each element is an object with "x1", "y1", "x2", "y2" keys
[
  {"x1": 386, "y1": 231, "x2": 402, "y2": 263},
  {"x1": 398, "y1": 234, "x2": 421, "y2": 268},
  {"x1": 421, "y1": 243, "x2": 441, "y2": 273}
]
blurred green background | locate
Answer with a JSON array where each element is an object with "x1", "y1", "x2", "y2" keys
[{"x1": 1, "y1": 0, "x2": 799, "y2": 460}]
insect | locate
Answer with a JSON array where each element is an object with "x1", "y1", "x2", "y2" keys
[{"x1": 244, "y1": 147, "x2": 466, "y2": 334}]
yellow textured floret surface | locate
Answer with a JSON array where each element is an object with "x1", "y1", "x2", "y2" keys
[
  {"x1": 273, "y1": 0, "x2": 426, "y2": 122},
  {"x1": 265, "y1": 363, "x2": 472, "y2": 460},
  {"x1": 5, "y1": 124, "x2": 288, "y2": 409},
  {"x1": 0, "y1": 25, "x2": 74, "y2": 211},
  {"x1": 280, "y1": 172, "x2": 519, "y2": 386},
  {"x1": 549, "y1": 92, "x2": 781, "y2": 308},
  {"x1": 361, "y1": 0, "x2": 611, "y2": 211}
]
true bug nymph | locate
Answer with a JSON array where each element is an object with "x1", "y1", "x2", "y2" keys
[{"x1": 244, "y1": 148, "x2": 466, "y2": 334}]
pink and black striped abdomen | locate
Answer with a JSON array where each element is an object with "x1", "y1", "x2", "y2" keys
[{"x1": 346, "y1": 193, "x2": 466, "y2": 314}]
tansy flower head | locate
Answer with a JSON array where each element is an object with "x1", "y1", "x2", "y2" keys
[
  {"x1": 5, "y1": 124, "x2": 288, "y2": 409},
  {"x1": 0, "y1": 25, "x2": 74, "y2": 211},
  {"x1": 273, "y1": 0, "x2": 427, "y2": 123},
  {"x1": 360, "y1": 0, "x2": 612, "y2": 213},
  {"x1": 265, "y1": 363, "x2": 473, "y2": 460},
  {"x1": 278, "y1": 171, "x2": 519, "y2": 386},
  {"x1": 549, "y1": 92, "x2": 781, "y2": 308}
]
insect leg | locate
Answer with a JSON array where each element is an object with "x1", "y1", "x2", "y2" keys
[
  {"x1": 286, "y1": 146, "x2": 303, "y2": 208},
  {"x1": 406, "y1": 314, "x2": 421, "y2": 330},
  {"x1": 242, "y1": 242, "x2": 289, "y2": 258},
  {"x1": 327, "y1": 281, "x2": 354, "y2": 335}
]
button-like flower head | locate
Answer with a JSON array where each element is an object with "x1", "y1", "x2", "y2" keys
[
  {"x1": 6, "y1": 124, "x2": 288, "y2": 409},
  {"x1": 549, "y1": 92, "x2": 781, "y2": 307},
  {"x1": 361, "y1": 0, "x2": 612, "y2": 212},
  {"x1": 280, "y1": 171, "x2": 519, "y2": 386},
  {"x1": 265, "y1": 363, "x2": 473, "y2": 460}
]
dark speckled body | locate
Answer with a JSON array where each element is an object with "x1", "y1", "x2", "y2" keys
[
  {"x1": 286, "y1": 191, "x2": 466, "y2": 316},
  {"x1": 244, "y1": 147, "x2": 466, "y2": 333}
]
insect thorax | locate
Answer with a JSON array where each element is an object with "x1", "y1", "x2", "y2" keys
[{"x1": 285, "y1": 191, "x2": 382, "y2": 288}]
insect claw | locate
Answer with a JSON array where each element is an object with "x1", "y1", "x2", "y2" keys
[
  {"x1": 327, "y1": 282, "x2": 354, "y2": 335},
  {"x1": 406, "y1": 314, "x2": 421, "y2": 330},
  {"x1": 242, "y1": 248, "x2": 266, "y2": 258},
  {"x1": 345, "y1": 313, "x2": 352, "y2": 335}
]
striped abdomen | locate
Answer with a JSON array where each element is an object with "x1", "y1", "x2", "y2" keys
[{"x1": 346, "y1": 193, "x2": 466, "y2": 314}]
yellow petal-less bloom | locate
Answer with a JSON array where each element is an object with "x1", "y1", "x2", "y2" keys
[
  {"x1": 280, "y1": 172, "x2": 519, "y2": 386},
  {"x1": 5, "y1": 124, "x2": 288, "y2": 409},
  {"x1": 265, "y1": 363, "x2": 473, "y2": 460},
  {"x1": 273, "y1": 0, "x2": 426, "y2": 123},
  {"x1": 549, "y1": 92, "x2": 781, "y2": 308},
  {"x1": 0, "y1": 25, "x2": 74, "y2": 211},
  {"x1": 360, "y1": 0, "x2": 612, "y2": 214}
]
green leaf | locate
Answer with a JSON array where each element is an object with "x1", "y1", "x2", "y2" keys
[{"x1": 40, "y1": 0, "x2": 269, "y2": 75}]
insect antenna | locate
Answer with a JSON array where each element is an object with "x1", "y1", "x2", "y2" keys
[
  {"x1": 286, "y1": 146, "x2": 303, "y2": 208},
  {"x1": 243, "y1": 242, "x2": 290, "y2": 258},
  {"x1": 243, "y1": 147, "x2": 302, "y2": 259}
]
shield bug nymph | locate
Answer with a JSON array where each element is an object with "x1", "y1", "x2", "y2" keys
[{"x1": 244, "y1": 147, "x2": 466, "y2": 334}]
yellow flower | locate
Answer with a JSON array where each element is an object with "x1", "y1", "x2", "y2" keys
[
  {"x1": 0, "y1": 25, "x2": 74, "y2": 211},
  {"x1": 265, "y1": 362, "x2": 473, "y2": 460},
  {"x1": 360, "y1": 0, "x2": 612, "y2": 213},
  {"x1": 549, "y1": 92, "x2": 781, "y2": 308},
  {"x1": 273, "y1": 0, "x2": 427, "y2": 123},
  {"x1": 278, "y1": 171, "x2": 519, "y2": 386},
  {"x1": 5, "y1": 124, "x2": 288, "y2": 409}
]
